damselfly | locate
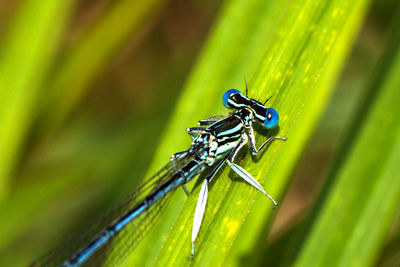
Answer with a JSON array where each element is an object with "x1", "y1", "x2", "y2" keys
[{"x1": 36, "y1": 89, "x2": 286, "y2": 266}]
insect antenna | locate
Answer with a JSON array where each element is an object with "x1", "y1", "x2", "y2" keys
[
  {"x1": 263, "y1": 95, "x2": 273, "y2": 105},
  {"x1": 244, "y1": 78, "x2": 248, "y2": 97}
]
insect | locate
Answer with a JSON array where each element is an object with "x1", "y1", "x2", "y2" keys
[{"x1": 36, "y1": 89, "x2": 286, "y2": 266}]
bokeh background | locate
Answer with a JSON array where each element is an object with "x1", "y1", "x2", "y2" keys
[{"x1": 0, "y1": 0, "x2": 399, "y2": 266}]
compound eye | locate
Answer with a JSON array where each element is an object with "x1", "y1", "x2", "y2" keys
[
  {"x1": 264, "y1": 108, "x2": 279, "y2": 129},
  {"x1": 222, "y1": 89, "x2": 241, "y2": 107}
]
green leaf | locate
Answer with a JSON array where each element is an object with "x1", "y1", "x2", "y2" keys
[
  {"x1": 40, "y1": 0, "x2": 166, "y2": 133},
  {"x1": 0, "y1": 0, "x2": 75, "y2": 200},
  {"x1": 4, "y1": 0, "x2": 397, "y2": 266},
  {"x1": 292, "y1": 13, "x2": 400, "y2": 267},
  {"x1": 121, "y1": 0, "x2": 371, "y2": 265}
]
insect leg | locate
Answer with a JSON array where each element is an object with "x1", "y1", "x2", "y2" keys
[
  {"x1": 181, "y1": 185, "x2": 190, "y2": 197},
  {"x1": 186, "y1": 127, "x2": 205, "y2": 139},
  {"x1": 247, "y1": 125, "x2": 286, "y2": 155},
  {"x1": 227, "y1": 134, "x2": 278, "y2": 206}
]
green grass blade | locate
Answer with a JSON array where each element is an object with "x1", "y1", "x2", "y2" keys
[
  {"x1": 119, "y1": 0, "x2": 371, "y2": 265},
  {"x1": 227, "y1": 0, "x2": 372, "y2": 263},
  {"x1": 0, "y1": 0, "x2": 75, "y2": 199},
  {"x1": 40, "y1": 0, "x2": 166, "y2": 133},
  {"x1": 123, "y1": 0, "x2": 294, "y2": 264},
  {"x1": 293, "y1": 14, "x2": 400, "y2": 267}
]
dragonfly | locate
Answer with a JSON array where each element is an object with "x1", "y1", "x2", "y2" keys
[{"x1": 36, "y1": 88, "x2": 286, "y2": 266}]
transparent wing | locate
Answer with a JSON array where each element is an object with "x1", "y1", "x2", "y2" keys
[
  {"x1": 198, "y1": 115, "x2": 228, "y2": 126},
  {"x1": 35, "y1": 152, "x2": 198, "y2": 266}
]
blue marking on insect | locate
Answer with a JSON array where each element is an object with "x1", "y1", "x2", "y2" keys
[
  {"x1": 36, "y1": 87, "x2": 287, "y2": 266},
  {"x1": 222, "y1": 89, "x2": 241, "y2": 107},
  {"x1": 264, "y1": 108, "x2": 279, "y2": 129},
  {"x1": 114, "y1": 205, "x2": 146, "y2": 232}
]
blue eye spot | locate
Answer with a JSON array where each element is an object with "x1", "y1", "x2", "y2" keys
[
  {"x1": 222, "y1": 89, "x2": 241, "y2": 107},
  {"x1": 264, "y1": 108, "x2": 279, "y2": 129}
]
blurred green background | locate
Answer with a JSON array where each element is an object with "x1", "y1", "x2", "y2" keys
[{"x1": 0, "y1": 0, "x2": 399, "y2": 266}]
